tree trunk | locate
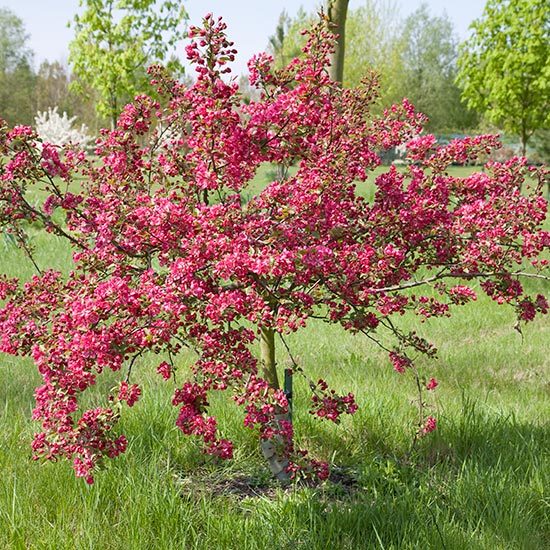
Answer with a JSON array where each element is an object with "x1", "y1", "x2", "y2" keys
[
  {"x1": 259, "y1": 326, "x2": 291, "y2": 481},
  {"x1": 260, "y1": 326, "x2": 279, "y2": 389},
  {"x1": 521, "y1": 131, "x2": 528, "y2": 158},
  {"x1": 327, "y1": 0, "x2": 350, "y2": 84}
]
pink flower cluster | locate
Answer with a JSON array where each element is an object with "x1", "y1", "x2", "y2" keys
[
  {"x1": 426, "y1": 378, "x2": 438, "y2": 391},
  {"x1": 422, "y1": 416, "x2": 437, "y2": 435},
  {"x1": 309, "y1": 379, "x2": 358, "y2": 423},
  {"x1": 117, "y1": 381, "x2": 141, "y2": 407},
  {"x1": 389, "y1": 352, "x2": 412, "y2": 374}
]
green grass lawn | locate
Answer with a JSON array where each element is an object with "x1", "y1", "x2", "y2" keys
[{"x1": 0, "y1": 164, "x2": 549, "y2": 549}]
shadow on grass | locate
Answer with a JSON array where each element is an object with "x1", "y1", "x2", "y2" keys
[{"x1": 168, "y1": 394, "x2": 550, "y2": 550}]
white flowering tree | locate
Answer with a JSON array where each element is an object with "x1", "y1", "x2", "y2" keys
[{"x1": 34, "y1": 107, "x2": 93, "y2": 148}]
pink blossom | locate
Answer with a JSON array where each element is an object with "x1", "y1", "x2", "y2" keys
[
  {"x1": 156, "y1": 361, "x2": 172, "y2": 380},
  {"x1": 422, "y1": 416, "x2": 437, "y2": 434},
  {"x1": 118, "y1": 382, "x2": 141, "y2": 407},
  {"x1": 426, "y1": 378, "x2": 438, "y2": 391},
  {"x1": 389, "y1": 352, "x2": 411, "y2": 374}
]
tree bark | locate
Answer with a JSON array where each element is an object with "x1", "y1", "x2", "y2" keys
[
  {"x1": 327, "y1": 0, "x2": 350, "y2": 84},
  {"x1": 260, "y1": 326, "x2": 279, "y2": 390},
  {"x1": 258, "y1": 326, "x2": 291, "y2": 481}
]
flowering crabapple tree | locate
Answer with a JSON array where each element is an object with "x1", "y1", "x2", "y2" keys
[{"x1": 1, "y1": 14, "x2": 550, "y2": 484}]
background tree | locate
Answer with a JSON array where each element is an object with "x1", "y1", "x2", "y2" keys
[
  {"x1": 343, "y1": 0, "x2": 402, "y2": 103},
  {"x1": 34, "y1": 61, "x2": 99, "y2": 134},
  {"x1": 395, "y1": 4, "x2": 477, "y2": 133},
  {"x1": 0, "y1": 7, "x2": 35, "y2": 126},
  {"x1": 327, "y1": 0, "x2": 350, "y2": 83},
  {"x1": 35, "y1": 61, "x2": 72, "y2": 115},
  {"x1": 3, "y1": 59, "x2": 36, "y2": 127},
  {"x1": 457, "y1": 0, "x2": 550, "y2": 155},
  {"x1": 268, "y1": 8, "x2": 315, "y2": 70},
  {"x1": 270, "y1": 1, "x2": 398, "y2": 96},
  {"x1": 273, "y1": 1, "x2": 475, "y2": 132},
  {"x1": 533, "y1": 128, "x2": 550, "y2": 165},
  {"x1": 268, "y1": 11, "x2": 291, "y2": 70},
  {"x1": 69, "y1": 0, "x2": 188, "y2": 128}
]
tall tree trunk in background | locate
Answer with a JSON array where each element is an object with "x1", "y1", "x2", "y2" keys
[{"x1": 327, "y1": 0, "x2": 349, "y2": 83}]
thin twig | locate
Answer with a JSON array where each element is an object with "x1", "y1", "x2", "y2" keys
[
  {"x1": 125, "y1": 352, "x2": 142, "y2": 383},
  {"x1": 371, "y1": 270, "x2": 550, "y2": 294}
]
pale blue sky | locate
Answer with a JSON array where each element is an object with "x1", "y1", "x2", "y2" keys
[{"x1": 1, "y1": 0, "x2": 485, "y2": 75}]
